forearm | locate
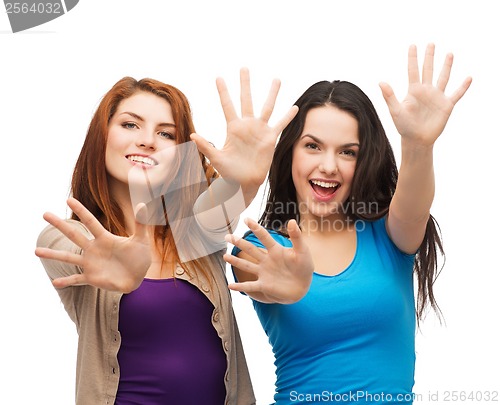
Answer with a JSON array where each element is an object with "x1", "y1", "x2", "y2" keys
[
  {"x1": 391, "y1": 140, "x2": 435, "y2": 223},
  {"x1": 194, "y1": 177, "x2": 258, "y2": 232}
]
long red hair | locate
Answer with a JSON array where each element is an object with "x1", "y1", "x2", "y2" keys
[{"x1": 71, "y1": 77, "x2": 218, "y2": 279}]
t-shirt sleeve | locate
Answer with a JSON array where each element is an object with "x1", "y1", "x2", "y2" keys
[
  {"x1": 372, "y1": 216, "x2": 416, "y2": 268},
  {"x1": 231, "y1": 229, "x2": 292, "y2": 257}
]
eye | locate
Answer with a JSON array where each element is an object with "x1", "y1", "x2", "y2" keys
[
  {"x1": 122, "y1": 122, "x2": 138, "y2": 130},
  {"x1": 158, "y1": 131, "x2": 175, "y2": 140},
  {"x1": 341, "y1": 149, "x2": 357, "y2": 157},
  {"x1": 305, "y1": 142, "x2": 319, "y2": 150}
]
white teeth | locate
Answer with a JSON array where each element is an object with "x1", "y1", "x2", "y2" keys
[
  {"x1": 310, "y1": 180, "x2": 339, "y2": 188},
  {"x1": 127, "y1": 155, "x2": 156, "y2": 166}
]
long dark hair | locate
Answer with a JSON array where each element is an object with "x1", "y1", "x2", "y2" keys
[{"x1": 260, "y1": 80, "x2": 443, "y2": 321}]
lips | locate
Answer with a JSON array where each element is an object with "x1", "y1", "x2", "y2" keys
[
  {"x1": 309, "y1": 179, "x2": 340, "y2": 201},
  {"x1": 126, "y1": 155, "x2": 158, "y2": 167}
]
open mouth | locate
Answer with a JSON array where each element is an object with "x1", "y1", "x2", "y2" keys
[
  {"x1": 126, "y1": 155, "x2": 158, "y2": 166},
  {"x1": 309, "y1": 179, "x2": 340, "y2": 198}
]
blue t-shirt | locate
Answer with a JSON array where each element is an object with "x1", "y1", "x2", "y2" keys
[{"x1": 232, "y1": 218, "x2": 416, "y2": 404}]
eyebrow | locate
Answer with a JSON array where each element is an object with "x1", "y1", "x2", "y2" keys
[
  {"x1": 119, "y1": 112, "x2": 176, "y2": 128},
  {"x1": 301, "y1": 134, "x2": 360, "y2": 148}
]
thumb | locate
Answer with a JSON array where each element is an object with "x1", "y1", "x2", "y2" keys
[
  {"x1": 190, "y1": 133, "x2": 219, "y2": 163},
  {"x1": 53, "y1": 274, "x2": 87, "y2": 288},
  {"x1": 133, "y1": 203, "x2": 150, "y2": 242},
  {"x1": 379, "y1": 81, "x2": 400, "y2": 113},
  {"x1": 288, "y1": 219, "x2": 306, "y2": 253},
  {"x1": 274, "y1": 105, "x2": 299, "y2": 134}
]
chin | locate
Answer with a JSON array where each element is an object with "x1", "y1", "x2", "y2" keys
[{"x1": 310, "y1": 199, "x2": 343, "y2": 214}]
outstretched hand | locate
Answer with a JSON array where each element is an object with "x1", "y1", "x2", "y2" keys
[
  {"x1": 379, "y1": 43, "x2": 472, "y2": 147},
  {"x1": 190, "y1": 68, "x2": 298, "y2": 200},
  {"x1": 224, "y1": 218, "x2": 314, "y2": 304},
  {"x1": 35, "y1": 197, "x2": 151, "y2": 293}
]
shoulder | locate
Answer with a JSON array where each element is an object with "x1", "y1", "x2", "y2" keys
[
  {"x1": 361, "y1": 216, "x2": 415, "y2": 262},
  {"x1": 244, "y1": 228, "x2": 292, "y2": 247}
]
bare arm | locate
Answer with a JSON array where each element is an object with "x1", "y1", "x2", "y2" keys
[{"x1": 380, "y1": 44, "x2": 472, "y2": 253}]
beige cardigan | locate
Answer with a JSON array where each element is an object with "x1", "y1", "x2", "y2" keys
[{"x1": 37, "y1": 220, "x2": 256, "y2": 405}]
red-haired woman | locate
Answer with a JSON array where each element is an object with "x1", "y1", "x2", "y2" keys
[{"x1": 35, "y1": 70, "x2": 296, "y2": 405}]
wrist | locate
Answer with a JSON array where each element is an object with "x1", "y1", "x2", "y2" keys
[
  {"x1": 240, "y1": 182, "x2": 261, "y2": 206},
  {"x1": 401, "y1": 138, "x2": 435, "y2": 157},
  {"x1": 221, "y1": 177, "x2": 261, "y2": 206}
]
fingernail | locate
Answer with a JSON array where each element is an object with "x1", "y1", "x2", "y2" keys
[
  {"x1": 244, "y1": 218, "x2": 256, "y2": 228},
  {"x1": 225, "y1": 234, "x2": 240, "y2": 243}
]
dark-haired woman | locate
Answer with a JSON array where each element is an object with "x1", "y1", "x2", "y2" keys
[{"x1": 227, "y1": 44, "x2": 472, "y2": 404}]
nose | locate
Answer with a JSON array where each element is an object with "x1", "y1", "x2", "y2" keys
[
  {"x1": 136, "y1": 128, "x2": 156, "y2": 150},
  {"x1": 319, "y1": 153, "x2": 338, "y2": 175}
]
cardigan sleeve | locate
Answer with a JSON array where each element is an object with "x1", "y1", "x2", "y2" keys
[{"x1": 36, "y1": 219, "x2": 93, "y2": 327}]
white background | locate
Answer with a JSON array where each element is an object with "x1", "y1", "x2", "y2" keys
[{"x1": 1, "y1": 1, "x2": 499, "y2": 404}]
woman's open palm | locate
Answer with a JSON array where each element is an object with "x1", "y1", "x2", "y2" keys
[
  {"x1": 35, "y1": 198, "x2": 152, "y2": 293},
  {"x1": 224, "y1": 219, "x2": 314, "y2": 304},
  {"x1": 191, "y1": 68, "x2": 298, "y2": 193},
  {"x1": 380, "y1": 43, "x2": 472, "y2": 147}
]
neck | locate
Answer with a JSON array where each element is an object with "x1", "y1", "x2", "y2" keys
[{"x1": 299, "y1": 212, "x2": 355, "y2": 237}]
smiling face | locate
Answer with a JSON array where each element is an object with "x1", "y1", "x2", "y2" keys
[
  {"x1": 105, "y1": 91, "x2": 177, "y2": 199},
  {"x1": 291, "y1": 105, "x2": 359, "y2": 223}
]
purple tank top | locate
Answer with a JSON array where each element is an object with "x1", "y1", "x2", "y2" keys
[{"x1": 115, "y1": 278, "x2": 226, "y2": 405}]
